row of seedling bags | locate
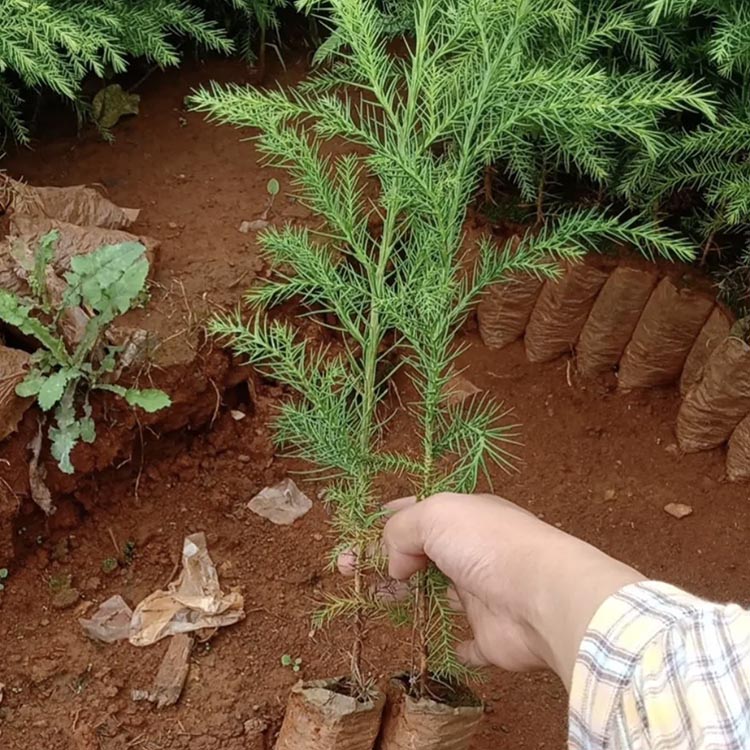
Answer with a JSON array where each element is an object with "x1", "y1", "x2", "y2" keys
[{"x1": 477, "y1": 249, "x2": 750, "y2": 479}]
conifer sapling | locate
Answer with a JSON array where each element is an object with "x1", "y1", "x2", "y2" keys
[{"x1": 191, "y1": 0, "x2": 700, "y2": 699}]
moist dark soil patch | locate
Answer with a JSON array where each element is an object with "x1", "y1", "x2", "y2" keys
[{"x1": 1, "y1": 57, "x2": 750, "y2": 750}]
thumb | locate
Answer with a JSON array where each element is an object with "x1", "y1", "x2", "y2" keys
[{"x1": 382, "y1": 499, "x2": 430, "y2": 580}]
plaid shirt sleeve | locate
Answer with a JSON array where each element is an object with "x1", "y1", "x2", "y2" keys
[{"x1": 568, "y1": 581, "x2": 750, "y2": 749}]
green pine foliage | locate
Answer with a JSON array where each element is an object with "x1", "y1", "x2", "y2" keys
[
  {"x1": 384, "y1": 0, "x2": 749, "y2": 257},
  {"x1": 616, "y1": 1, "x2": 750, "y2": 253},
  {"x1": 199, "y1": 0, "x2": 286, "y2": 62},
  {"x1": 192, "y1": 0, "x2": 696, "y2": 693},
  {"x1": 0, "y1": 0, "x2": 283, "y2": 144}
]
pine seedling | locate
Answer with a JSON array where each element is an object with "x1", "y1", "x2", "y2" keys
[{"x1": 191, "y1": 0, "x2": 698, "y2": 698}]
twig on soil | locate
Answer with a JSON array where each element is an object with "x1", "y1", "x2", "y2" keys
[
  {"x1": 566, "y1": 359, "x2": 573, "y2": 388},
  {"x1": 176, "y1": 279, "x2": 195, "y2": 330},
  {"x1": 107, "y1": 527, "x2": 120, "y2": 557},
  {"x1": 126, "y1": 735, "x2": 146, "y2": 748},
  {"x1": 389, "y1": 379, "x2": 405, "y2": 412},
  {"x1": 71, "y1": 707, "x2": 81, "y2": 732},
  {"x1": 228, "y1": 270, "x2": 251, "y2": 289},
  {"x1": 208, "y1": 377, "x2": 222, "y2": 428},
  {"x1": 133, "y1": 414, "x2": 145, "y2": 503}
]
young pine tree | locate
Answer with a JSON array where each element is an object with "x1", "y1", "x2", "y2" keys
[
  {"x1": 191, "y1": 0, "x2": 698, "y2": 697},
  {"x1": 0, "y1": 0, "x2": 282, "y2": 144}
]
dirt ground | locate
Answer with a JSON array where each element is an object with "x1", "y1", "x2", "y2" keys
[{"x1": 2, "y1": 54, "x2": 750, "y2": 750}]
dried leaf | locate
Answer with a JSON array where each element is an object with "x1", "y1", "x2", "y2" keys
[{"x1": 29, "y1": 422, "x2": 54, "y2": 515}]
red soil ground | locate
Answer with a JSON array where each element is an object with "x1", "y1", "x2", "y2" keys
[{"x1": 1, "y1": 55, "x2": 749, "y2": 749}]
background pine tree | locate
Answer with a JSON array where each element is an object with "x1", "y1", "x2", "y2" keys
[{"x1": 0, "y1": 0, "x2": 282, "y2": 145}]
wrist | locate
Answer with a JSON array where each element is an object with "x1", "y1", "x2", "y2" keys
[{"x1": 525, "y1": 533, "x2": 645, "y2": 690}]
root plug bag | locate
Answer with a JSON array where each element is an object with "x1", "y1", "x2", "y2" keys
[
  {"x1": 476, "y1": 235, "x2": 542, "y2": 350},
  {"x1": 524, "y1": 256, "x2": 614, "y2": 363},
  {"x1": 677, "y1": 320, "x2": 750, "y2": 453},
  {"x1": 617, "y1": 275, "x2": 715, "y2": 390},
  {"x1": 727, "y1": 414, "x2": 750, "y2": 482},
  {"x1": 377, "y1": 677, "x2": 483, "y2": 750},
  {"x1": 477, "y1": 274, "x2": 544, "y2": 350},
  {"x1": 8, "y1": 179, "x2": 139, "y2": 229},
  {"x1": 679, "y1": 305, "x2": 733, "y2": 396},
  {"x1": 275, "y1": 679, "x2": 385, "y2": 750},
  {"x1": 576, "y1": 261, "x2": 659, "y2": 376}
]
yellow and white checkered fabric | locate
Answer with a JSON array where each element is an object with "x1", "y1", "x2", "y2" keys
[{"x1": 569, "y1": 582, "x2": 750, "y2": 749}]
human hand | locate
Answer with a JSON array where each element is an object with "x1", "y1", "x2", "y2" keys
[{"x1": 382, "y1": 493, "x2": 644, "y2": 689}]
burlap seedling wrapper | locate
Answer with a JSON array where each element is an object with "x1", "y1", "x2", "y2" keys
[
  {"x1": 618, "y1": 275, "x2": 714, "y2": 389},
  {"x1": 677, "y1": 319, "x2": 750, "y2": 453},
  {"x1": 478, "y1": 273, "x2": 544, "y2": 350},
  {"x1": 679, "y1": 305, "x2": 733, "y2": 396},
  {"x1": 275, "y1": 679, "x2": 385, "y2": 750},
  {"x1": 524, "y1": 257, "x2": 614, "y2": 363},
  {"x1": 576, "y1": 262, "x2": 659, "y2": 376},
  {"x1": 727, "y1": 413, "x2": 750, "y2": 482},
  {"x1": 377, "y1": 677, "x2": 483, "y2": 750}
]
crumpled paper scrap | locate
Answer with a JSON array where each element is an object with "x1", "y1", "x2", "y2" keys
[
  {"x1": 80, "y1": 594, "x2": 133, "y2": 643},
  {"x1": 248, "y1": 478, "x2": 312, "y2": 525},
  {"x1": 128, "y1": 532, "x2": 244, "y2": 647},
  {"x1": 80, "y1": 533, "x2": 244, "y2": 647}
]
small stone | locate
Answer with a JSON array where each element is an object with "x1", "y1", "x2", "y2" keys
[
  {"x1": 664, "y1": 502, "x2": 693, "y2": 519},
  {"x1": 230, "y1": 410, "x2": 246, "y2": 421},
  {"x1": 665, "y1": 443, "x2": 680, "y2": 457},
  {"x1": 102, "y1": 684, "x2": 119, "y2": 699},
  {"x1": 244, "y1": 718, "x2": 268, "y2": 736},
  {"x1": 312, "y1": 533, "x2": 323, "y2": 542},
  {"x1": 238, "y1": 454, "x2": 251, "y2": 463},
  {"x1": 604, "y1": 489, "x2": 616, "y2": 501},
  {"x1": 39, "y1": 618, "x2": 50, "y2": 627},
  {"x1": 84, "y1": 576, "x2": 102, "y2": 592},
  {"x1": 239, "y1": 219, "x2": 269, "y2": 234},
  {"x1": 30, "y1": 658, "x2": 60, "y2": 684},
  {"x1": 51, "y1": 588, "x2": 79, "y2": 610},
  {"x1": 443, "y1": 373, "x2": 481, "y2": 405},
  {"x1": 168, "y1": 221, "x2": 178, "y2": 230}
]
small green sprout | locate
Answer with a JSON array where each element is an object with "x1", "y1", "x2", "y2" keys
[
  {"x1": 261, "y1": 177, "x2": 281, "y2": 220},
  {"x1": 101, "y1": 557, "x2": 118, "y2": 574},
  {"x1": 123, "y1": 540, "x2": 136, "y2": 565},
  {"x1": 281, "y1": 654, "x2": 302, "y2": 672},
  {"x1": 0, "y1": 567, "x2": 8, "y2": 591},
  {"x1": 48, "y1": 573, "x2": 72, "y2": 592}
]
